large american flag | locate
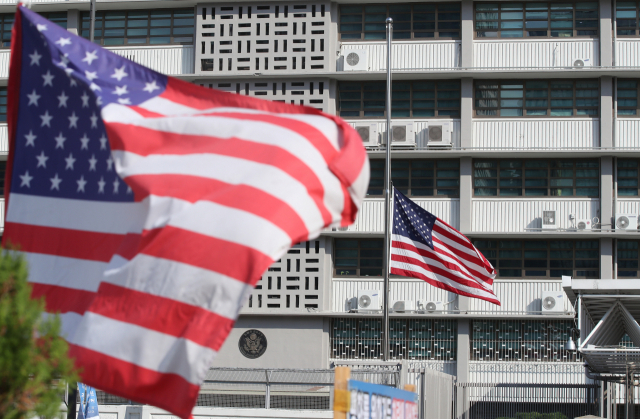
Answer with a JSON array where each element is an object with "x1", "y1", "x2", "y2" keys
[
  {"x1": 390, "y1": 188, "x2": 499, "y2": 305},
  {"x1": 4, "y1": 6, "x2": 369, "y2": 418}
]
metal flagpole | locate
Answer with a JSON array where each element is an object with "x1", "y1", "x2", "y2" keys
[
  {"x1": 90, "y1": 0, "x2": 96, "y2": 43},
  {"x1": 381, "y1": 17, "x2": 393, "y2": 362}
]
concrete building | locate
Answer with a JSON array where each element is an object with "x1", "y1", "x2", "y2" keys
[{"x1": 3, "y1": 0, "x2": 640, "y2": 414}]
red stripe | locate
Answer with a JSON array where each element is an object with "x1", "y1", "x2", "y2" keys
[
  {"x1": 390, "y1": 266, "x2": 500, "y2": 305},
  {"x1": 31, "y1": 283, "x2": 95, "y2": 314},
  {"x1": 390, "y1": 246, "x2": 494, "y2": 292},
  {"x1": 434, "y1": 221, "x2": 495, "y2": 275},
  {"x1": 69, "y1": 344, "x2": 199, "y2": 419},
  {"x1": 125, "y1": 174, "x2": 308, "y2": 242},
  {"x1": 4, "y1": 222, "x2": 128, "y2": 262},
  {"x1": 139, "y1": 225, "x2": 272, "y2": 286},
  {"x1": 89, "y1": 282, "x2": 235, "y2": 351},
  {"x1": 431, "y1": 236, "x2": 494, "y2": 284}
]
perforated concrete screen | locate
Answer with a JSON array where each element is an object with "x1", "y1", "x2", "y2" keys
[
  {"x1": 242, "y1": 238, "x2": 328, "y2": 313},
  {"x1": 198, "y1": 78, "x2": 331, "y2": 113},
  {"x1": 196, "y1": 2, "x2": 332, "y2": 76}
]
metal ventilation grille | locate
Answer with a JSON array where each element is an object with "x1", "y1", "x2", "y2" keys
[
  {"x1": 346, "y1": 52, "x2": 360, "y2": 66},
  {"x1": 542, "y1": 296, "x2": 556, "y2": 310},
  {"x1": 577, "y1": 221, "x2": 587, "y2": 230},
  {"x1": 428, "y1": 126, "x2": 443, "y2": 141},
  {"x1": 392, "y1": 126, "x2": 407, "y2": 142},
  {"x1": 425, "y1": 302, "x2": 437, "y2": 312},
  {"x1": 358, "y1": 294, "x2": 371, "y2": 308},
  {"x1": 356, "y1": 126, "x2": 370, "y2": 141},
  {"x1": 617, "y1": 215, "x2": 630, "y2": 229}
]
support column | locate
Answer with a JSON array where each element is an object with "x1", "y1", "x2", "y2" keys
[
  {"x1": 456, "y1": 319, "x2": 470, "y2": 419},
  {"x1": 461, "y1": 78, "x2": 473, "y2": 149},
  {"x1": 602, "y1": 156, "x2": 614, "y2": 232},
  {"x1": 601, "y1": 238, "x2": 614, "y2": 279},
  {"x1": 461, "y1": 0, "x2": 473, "y2": 68},
  {"x1": 600, "y1": 0, "x2": 613, "y2": 67},
  {"x1": 460, "y1": 157, "x2": 472, "y2": 233},
  {"x1": 66, "y1": 10, "x2": 80, "y2": 36},
  {"x1": 601, "y1": 76, "x2": 613, "y2": 149}
]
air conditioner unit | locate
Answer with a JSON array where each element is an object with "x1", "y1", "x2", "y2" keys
[
  {"x1": 357, "y1": 289, "x2": 381, "y2": 311},
  {"x1": 616, "y1": 214, "x2": 638, "y2": 231},
  {"x1": 573, "y1": 58, "x2": 592, "y2": 68},
  {"x1": 426, "y1": 121, "x2": 452, "y2": 148},
  {"x1": 541, "y1": 291, "x2": 564, "y2": 314},
  {"x1": 388, "y1": 123, "x2": 416, "y2": 147},
  {"x1": 541, "y1": 210, "x2": 557, "y2": 230},
  {"x1": 576, "y1": 218, "x2": 592, "y2": 231},
  {"x1": 342, "y1": 49, "x2": 368, "y2": 71},
  {"x1": 392, "y1": 300, "x2": 415, "y2": 313},
  {"x1": 331, "y1": 226, "x2": 349, "y2": 232},
  {"x1": 353, "y1": 122, "x2": 378, "y2": 148},
  {"x1": 418, "y1": 300, "x2": 444, "y2": 313}
]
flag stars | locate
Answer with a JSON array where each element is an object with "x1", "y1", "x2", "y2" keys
[
  {"x1": 29, "y1": 50, "x2": 42, "y2": 66},
  {"x1": 85, "y1": 70, "x2": 98, "y2": 81},
  {"x1": 111, "y1": 66, "x2": 128, "y2": 81},
  {"x1": 36, "y1": 24, "x2": 47, "y2": 32},
  {"x1": 50, "y1": 173, "x2": 62, "y2": 191},
  {"x1": 113, "y1": 177, "x2": 119, "y2": 193},
  {"x1": 99, "y1": 135, "x2": 107, "y2": 150},
  {"x1": 25, "y1": 131, "x2": 36, "y2": 147},
  {"x1": 97, "y1": 177, "x2": 105, "y2": 193},
  {"x1": 40, "y1": 111, "x2": 52, "y2": 127},
  {"x1": 117, "y1": 98, "x2": 131, "y2": 105},
  {"x1": 143, "y1": 80, "x2": 160, "y2": 93},
  {"x1": 42, "y1": 70, "x2": 54, "y2": 86},
  {"x1": 20, "y1": 171, "x2": 33, "y2": 188},
  {"x1": 106, "y1": 157, "x2": 114, "y2": 171},
  {"x1": 81, "y1": 92, "x2": 90, "y2": 107},
  {"x1": 68, "y1": 112, "x2": 79, "y2": 128},
  {"x1": 65, "y1": 153, "x2": 76, "y2": 170},
  {"x1": 57, "y1": 91, "x2": 69, "y2": 108},
  {"x1": 113, "y1": 85, "x2": 128, "y2": 96},
  {"x1": 27, "y1": 90, "x2": 40, "y2": 106},
  {"x1": 88, "y1": 155, "x2": 97, "y2": 171},
  {"x1": 54, "y1": 132, "x2": 66, "y2": 149},
  {"x1": 90, "y1": 113, "x2": 98, "y2": 128},
  {"x1": 55, "y1": 37, "x2": 71, "y2": 47},
  {"x1": 82, "y1": 50, "x2": 99, "y2": 65},
  {"x1": 90, "y1": 83, "x2": 101, "y2": 92},
  {"x1": 80, "y1": 134, "x2": 90, "y2": 150},
  {"x1": 36, "y1": 151, "x2": 48, "y2": 168},
  {"x1": 77, "y1": 175, "x2": 87, "y2": 193}
]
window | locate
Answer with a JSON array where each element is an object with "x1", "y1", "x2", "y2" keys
[
  {"x1": 339, "y1": 81, "x2": 461, "y2": 118},
  {"x1": 472, "y1": 320, "x2": 580, "y2": 362},
  {"x1": 475, "y1": 80, "x2": 599, "y2": 117},
  {"x1": 473, "y1": 239, "x2": 600, "y2": 279},
  {"x1": 617, "y1": 1, "x2": 640, "y2": 36},
  {"x1": 334, "y1": 238, "x2": 383, "y2": 277},
  {"x1": 340, "y1": 3, "x2": 461, "y2": 40},
  {"x1": 0, "y1": 12, "x2": 66, "y2": 48},
  {"x1": 332, "y1": 318, "x2": 457, "y2": 360},
  {"x1": 474, "y1": 159, "x2": 599, "y2": 197},
  {"x1": 81, "y1": 9, "x2": 194, "y2": 46},
  {"x1": 618, "y1": 240, "x2": 640, "y2": 277},
  {"x1": 368, "y1": 159, "x2": 460, "y2": 197},
  {"x1": 618, "y1": 80, "x2": 640, "y2": 115},
  {"x1": 618, "y1": 160, "x2": 640, "y2": 196},
  {"x1": 0, "y1": 87, "x2": 6, "y2": 123},
  {"x1": 0, "y1": 161, "x2": 5, "y2": 196},
  {"x1": 475, "y1": 2, "x2": 598, "y2": 38}
]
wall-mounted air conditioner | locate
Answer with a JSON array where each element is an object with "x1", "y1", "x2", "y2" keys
[
  {"x1": 576, "y1": 219, "x2": 592, "y2": 231},
  {"x1": 331, "y1": 226, "x2": 349, "y2": 232},
  {"x1": 342, "y1": 49, "x2": 368, "y2": 71},
  {"x1": 392, "y1": 300, "x2": 415, "y2": 312},
  {"x1": 541, "y1": 291, "x2": 564, "y2": 314},
  {"x1": 541, "y1": 210, "x2": 557, "y2": 230},
  {"x1": 573, "y1": 58, "x2": 592, "y2": 68},
  {"x1": 357, "y1": 289, "x2": 381, "y2": 311},
  {"x1": 353, "y1": 122, "x2": 378, "y2": 148},
  {"x1": 616, "y1": 214, "x2": 638, "y2": 231},
  {"x1": 418, "y1": 300, "x2": 444, "y2": 313},
  {"x1": 388, "y1": 122, "x2": 416, "y2": 147},
  {"x1": 426, "y1": 121, "x2": 452, "y2": 148}
]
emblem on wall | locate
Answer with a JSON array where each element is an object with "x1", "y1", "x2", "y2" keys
[{"x1": 239, "y1": 329, "x2": 267, "y2": 359}]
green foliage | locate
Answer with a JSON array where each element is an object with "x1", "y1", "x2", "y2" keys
[{"x1": 0, "y1": 251, "x2": 78, "y2": 419}]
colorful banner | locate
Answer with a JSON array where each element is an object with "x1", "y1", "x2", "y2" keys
[{"x1": 347, "y1": 380, "x2": 418, "y2": 419}]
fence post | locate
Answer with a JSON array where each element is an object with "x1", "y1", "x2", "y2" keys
[
  {"x1": 420, "y1": 371, "x2": 426, "y2": 419},
  {"x1": 265, "y1": 370, "x2": 270, "y2": 409}
]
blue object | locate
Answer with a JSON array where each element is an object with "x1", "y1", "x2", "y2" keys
[{"x1": 77, "y1": 383, "x2": 99, "y2": 419}]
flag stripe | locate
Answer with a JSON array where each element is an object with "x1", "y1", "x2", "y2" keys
[
  {"x1": 23, "y1": 252, "x2": 107, "y2": 292},
  {"x1": 31, "y1": 282, "x2": 95, "y2": 314}
]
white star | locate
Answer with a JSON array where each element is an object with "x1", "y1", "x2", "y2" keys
[
  {"x1": 80, "y1": 134, "x2": 90, "y2": 149},
  {"x1": 50, "y1": 173, "x2": 62, "y2": 191},
  {"x1": 127, "y1": 185, "x2": 132, "y2": 194},
  {"x1": 36, "y1": 24, "x2": 47, "y2": 32},
  {"x1": 106, "y1": 157, "x2": 114, "y2": 171},
  {"x1": 113, "y1": 177, "x2": 119, "y2": 193},
  {"x1": 57, "y1": 91, "x2": 69, "y2": 108},
  {"x1": 24, "y1": 131, "x2": 36, "y2": 146},
  {"x1": 42, "y1": 71, "x2": 54, "y2": 87},
  {"x1": 96, "y1": 96, "x2": 103, "y2": 106},
  {"x1": 40, "y1": 111, "x2": 52, "y2": 127},
  {"x1": 69, "y1": 75, "x2": 77, "y2": 87},
  {"x1": 90, "y1": 113, "x2": 98, "y2": 128},
  {"x1": 90, "y1": 83, "x2": 101, "y2": 92},
  {"x1": 85, "y1": 70, "x2": 97, "y2": 81},
  {"x1": 65, "y1": 153, "x2": 76, "y2": 170},
  {"x1": 143, "y1": 80, "x2": 160, "y2": 93},
  {"x1": 81, "y1": 92, "x2": 90, "y2": 107},
  {"x1": 36, "y1": 151, "x2": 48, "y2": 168},
  {"x1": 54, "y1": 132, "x2": 66, "y2": 149},
  {"x1": 88, "y1": 155, "x2": 97, "y2": 171},
  {"x1": 99, "y1": 135, "x2": 107, "y2": 150},
  {"x1": 77, "y1": 175, "x2": 87, "y2": 192},
  {"x1": 97, "y1": 176, "x2": 105, "y2": 193},
  {"x1": 20, "y1": 171, "x2": 33, "y2": 187},
  {"x1": 117, "y1": 98, "x2": 131, "y2": 105},
  {"x1": 29, "y1": 50, "x2": 42, "y2": 66},
  {"x1": 68, "y1": 112, "x2": 79, "y2": 128},
  {"x1": 58, "y1": 54, "x2": 70, "y2": 67},
  {"x1": 111, "y1": 66, "x2": 128, "y2": 81},
  {"x1": 55, "y1": 37, "x2": 71, "y2": 47},
  {"x1": 27, "y1": 90, "x2": 40, "y2": 106},
  {"x1": 113, "y1": 85, "x2": 128, "y2": 96},
  {"x1": 82, "y1": 50, "x2": 99, "y2": 65}
]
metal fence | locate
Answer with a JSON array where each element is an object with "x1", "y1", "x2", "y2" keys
[
  {"x1": 410, "y1": 365, "x2": 456, "y2": 419},
  {"x1": 456, "y1": 383, "x2": 601, "y2": 419}
]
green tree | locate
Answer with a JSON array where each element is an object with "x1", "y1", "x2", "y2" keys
[{"x1": 0, "y1": 251, "x2": 78, "y2": 419}]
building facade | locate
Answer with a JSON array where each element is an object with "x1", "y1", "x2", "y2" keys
[{"x1": 2, "y1": 0, "x2": 640, "y2": 394}]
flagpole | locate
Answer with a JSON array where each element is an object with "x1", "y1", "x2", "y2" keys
[
  {"x1": 381, "y1": 17, "x2": 393, "y2": 362},
  {"x1": 89, "y1": 0, "x2": 96, "y2": 43}
]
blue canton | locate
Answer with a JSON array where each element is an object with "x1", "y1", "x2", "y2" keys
[
  {"x1": 392, "y1": 188, "x2": 437, "y2": 250},
  {"x1": 11, "y1": 8, "x2": 168, "y2": 202}
]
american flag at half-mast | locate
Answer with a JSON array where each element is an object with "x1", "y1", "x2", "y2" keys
[
  {"x1": 390, "y1": 188, "x2": 500, "y2": 305},
  {"x1": 4, "y1": 6, "x2": 369, "y2": 418}
]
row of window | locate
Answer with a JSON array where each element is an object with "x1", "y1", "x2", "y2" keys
[{"x1": 334, "y1": 238, "x2": 605, "y2": 279}]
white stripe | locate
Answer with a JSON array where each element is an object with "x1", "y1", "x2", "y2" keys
[
  {"x1": 104, "y1": 254, "x2": 253, "y2": 320},
  {"x1": 113, "y1": 151, "x2": 324, "y2": 235},
  {"x1": 25, "y1": 252, "x2": 106, "y2": 292},
  {"x1": 42, "y1": 311, "x2": 84, "y2": 340},
  {"x1": 6, "y1": 193, "x2": 144, "y2": 234},
  {"x1": 348, "y1": 157, "x2": 371, "y2": 210},
  {"x1": 70, "y1": 312, "x2": 217, "y2": 385}
]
